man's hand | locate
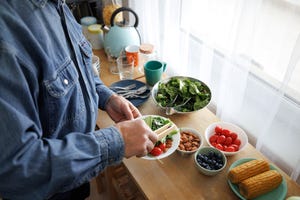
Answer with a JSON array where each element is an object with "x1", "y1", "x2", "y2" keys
[
  {"x1": 105, "y1": 94, "x2": 141, "y2": 122},
  {"x1": 115, "y1": 119, "x2": 158, "y2": 158}
]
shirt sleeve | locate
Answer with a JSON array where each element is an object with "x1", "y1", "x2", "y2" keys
[
  {"x1": 0, "y1": 46, "x2": 124, "y2": 199},
  {"x1": 94, "y1": 75, "x2": 115, "y2": 110}
]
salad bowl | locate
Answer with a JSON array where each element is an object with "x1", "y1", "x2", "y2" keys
[{"x1": 151, "y1": 76, "x2": 211, "y2": 115}]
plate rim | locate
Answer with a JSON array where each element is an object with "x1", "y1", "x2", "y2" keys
[
  {"x1": 140, "y1": 115, "x2": 180, "y2": 160},
  {"x1": 227, "y1": 157, "x2": 287, "y2": 200}
]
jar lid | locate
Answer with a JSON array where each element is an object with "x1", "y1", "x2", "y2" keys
[
  {"x1": 88, "y1": 24, "x2": 102, "y2": 34},
  {"x1": 80, "y1": 16, "x2": 97, "y2": 26},
  {"x1": 139, "y1": 43, "x2": 154, "y2": 54}
]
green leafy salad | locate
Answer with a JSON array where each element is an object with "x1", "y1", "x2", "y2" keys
[
  {"x1": 155, "y1": 77, "x2": 211, "y2": 112},
  {"x1": 143, "y1": 115, "x2": 170, "y2": 131}
]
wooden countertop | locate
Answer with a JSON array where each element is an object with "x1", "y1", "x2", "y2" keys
[{"x1": 93, "y1": 50, "x2": 300, "y2": 199}]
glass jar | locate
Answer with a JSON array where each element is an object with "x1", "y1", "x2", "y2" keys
[
  {"x1": 102, "y1": 0, "x2": 122, "y2": 26},
  {"x1": 139, "y1": 43, "x2": 156, "y2": 74},
  {"x1": 80, "y1": 16, "x2": 97, "y2": 40},
  {"x1": 87, "y1": 24, "x2": 103, "y2": 50}
]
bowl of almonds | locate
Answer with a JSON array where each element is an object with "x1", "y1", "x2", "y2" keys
[{"x1": 177, "y1": 127, "x2": 203, "y2": 155}]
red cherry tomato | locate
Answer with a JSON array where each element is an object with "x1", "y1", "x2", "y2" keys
[
  {"x1": 150, "y1": 147, "x2": 162, "y2": 156},
  {"x1": 209, "y1": 135, "x2": 218, "y2": 143},
  {"x1": 221, "y1": 129, "x2": 231, "y2": 137},
  {"x1": 230, "y1": 144, "x2": 239, "y2": 151},
  {"x1": 215, "y1": 126, "x2": 223, "y2": 135},
  {"x1": 158, "y1": 143, "x2": 167, "y2": 152},
  {"x1": 211, "y1": 142, "x2": 217, "y2": 147},
  {"x1": 215, "y1": 144, "x2": 224, "y2": 151},
  {"x1": 225, "y1": 146, "x2": 235, "y2": 152},
  {"x1": 224, "y1": 137, "x2": 233, "y2": 146},
  {"x1": 233, "y1": 138, "x2": 241, "y2": 146},
  {"x1": 217, "y1": 135, "x2": 226, "y2": 144},
  {"x1": 230, "y1": 132, "x2": 238, "y2": 141}
]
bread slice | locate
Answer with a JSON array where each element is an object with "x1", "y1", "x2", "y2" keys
[{"x1": 154, "y1": 123, "x2": 177, "y2": 140}]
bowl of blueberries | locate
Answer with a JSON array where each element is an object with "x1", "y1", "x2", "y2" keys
[{"x1": 194, "y1": 146, "x2": 227, "y2": 176}]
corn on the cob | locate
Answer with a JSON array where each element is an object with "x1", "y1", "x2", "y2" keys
[
  {"x1": 239, "y1": 170, "x2": 282, "y2": 199},
  {"x1": 228, "y1": 159, "x2": 269, "y2": 183}
]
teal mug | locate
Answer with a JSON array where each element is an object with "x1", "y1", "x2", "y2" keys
[{"x1": 144, "y1": 60, "x2": 167, "y2": 86}]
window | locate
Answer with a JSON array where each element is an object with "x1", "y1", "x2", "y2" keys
[{"x1": 181, "y1": 0, "x2": 300, "y2": 103}]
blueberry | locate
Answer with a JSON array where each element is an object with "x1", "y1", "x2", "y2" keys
[
  {"x1": 213, "y1": 165, "x2": 219, "y2": 170},
  {"x1": 215, "y1": 153, "x2": 222, "y2": 160},
  {"x1": 202, "y1": 162, "x2": 208, "y2": 167},
  {"x1": 208, "y1": 151, "x2": 214, "y2": 158},
  {"x1": 200, "y1": 154, "x2": 205, "y2": 160},
  {"x1": 197, "y1": 154, "x2": 204, "y2": 161}
]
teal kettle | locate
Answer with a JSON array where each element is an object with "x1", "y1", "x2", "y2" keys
[{"x1": 103, "y1": 7, "x2": 141, "y2": 58}]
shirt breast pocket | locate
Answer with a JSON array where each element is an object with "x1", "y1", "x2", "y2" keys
[
  {"x1": 43, "y1": 59, "x2": 86, "y2": 137},
  {"x1": 44, "y1": 60, "x2": 78, "y2": 98}
]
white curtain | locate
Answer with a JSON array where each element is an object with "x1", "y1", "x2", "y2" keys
[{"x1": 129, "y1": 0, "x2": 300, "y2": 183}]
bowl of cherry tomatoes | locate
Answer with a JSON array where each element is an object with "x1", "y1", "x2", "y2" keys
[{"x1": 204, "y1": 122, "x2": 248, "y2": 156}]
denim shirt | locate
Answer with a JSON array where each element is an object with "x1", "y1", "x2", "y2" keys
[{"x1": 0, "y1": 0, "x2": 124, "y2": 199}]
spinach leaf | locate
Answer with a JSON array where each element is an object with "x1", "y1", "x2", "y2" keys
[{"x1": 143, "y1": 116, "x2": 170, "y2": 131}]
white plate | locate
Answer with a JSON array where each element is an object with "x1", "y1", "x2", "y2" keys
[{"x1": 140, "y1": 115, "x2": 180, "y2": 160}]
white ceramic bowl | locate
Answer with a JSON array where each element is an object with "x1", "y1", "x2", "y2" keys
[
  {"x1": 204, "y1": 122, "x2": 248, "y2": 156},
  {"x1": 176, "y1": 127, "x2": 204, "y2": 155},
  {"x1": 194, "y1": 146, "x2": 227, "y2": 176}
]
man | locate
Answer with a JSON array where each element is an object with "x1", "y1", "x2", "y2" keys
[{"x1": 0, "y1": 0, "x2": 157, "y2": 199}]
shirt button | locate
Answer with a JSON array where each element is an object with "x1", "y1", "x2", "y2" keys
[{"x1": 63, "y1": 79, "x2": 69, "y2": 85}]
